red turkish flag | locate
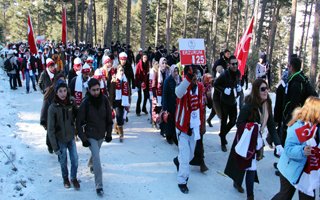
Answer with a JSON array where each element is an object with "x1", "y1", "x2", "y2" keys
[
  {"x1": 62, "y1": 6, "x2": 67, "y2": 45},
  {"x1": 295, "y1": 123, "x2": 318, "y2": 143},
  {"x1": 27, "y1": 14, "x2": 37, "y2": 55},
  {"x1": 234, "y1": 17, "x2": 254, "y2": 76}
]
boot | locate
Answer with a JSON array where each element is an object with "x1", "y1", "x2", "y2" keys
[
  {"x1": 113, "y1": 122, "x2": 119, "y2": 135},
  {"x1": 118, "y1": 126, "x2": 124, "y2": 142},
  {"x1": 200, "y1": 162, "x2": 209, "y2": 173}
]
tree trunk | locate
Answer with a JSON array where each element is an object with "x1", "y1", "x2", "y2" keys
[
  {"x1": 212, "y1": 0, "x2": 218, "y2": 62},
  {"x1": 255, "y1": 0, "x2": 268, "y2": 50},
  {"x1": 288, "y1": 0, "x2": 297, "y2": 62},
  {"x1": 195, "y1": 0, "x2": 201, "y2": 38},
  {"x1": 252, "y1": 0, "x2": 259, "y2": 47},
  {"x1": 303, "y1": 0, "x2": 314, "y2": 59},
  {"x1": 244, "y1": 0, "x2": 249, "y2": 31},
  {"x1": 155, "y1": 0, "x2": 160, "y2": 47},
  {"x1": 299, "y1": 0, "x2": 309, "y2": 57},
  {"x1": 235, "y1": 0, "x2": 242, "y2": 45},
  {"x1": 126, "y1": 0, "x2": 132, "y2": 45},
  {"x1": 105, "y1": 0, "x2": 115, "y2": 47},
  {"x1": 310, "y1": 1, "x2": 320, "y2": 86},
  {"x1": 80, "y1": 0, "x2": 85, "y2": 42},
  {"x1": 140, "y1": 0, "x2": 147, "y2": 49},
  {"x1": 74, "y1": 0, "x2": 78, "y2": 44},
  {"x1": 225, "y1": 0, "x2": 233, "y2": 49},
  {"x1": 93, "y1": 0, "x2": 97, "y2": 45},
  {"x1": 86, "y1": 0, "x2": 93, "y2": 45},
  {"x1": 166, "y1": 0, "x2": 172, "y2": 51},
  {"x1": 115, "y1": 0, "x2": 120, "y2": 41},
  {"x1": 183, "y1": 0, "x2": 188, "y2": 38}
]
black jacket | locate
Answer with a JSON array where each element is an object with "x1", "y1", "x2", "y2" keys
[
  {"x1": 166, "y1": 54, "x2": 179, "y2": 66},
  {"x1": 212, "y1": 56, "x2": 229, "y2": 77},
  {"x1": 214, "y1": 69, "x2": 241, "y2": 106},
  {"x1": 38, "y1": 70, "x2": 53, "y2": 94},
  {"x1": 68, "y1": 68, "x2": 77, "y2": 85},
  {"x1": 21, "y1": 56, "x2": 37, "y2": 74},
  {"x1": 76, "y1": 94, "x2": 113, "y2": 141},
  {"x1": 122, "y1": 63, "x2": 135, "y2": 90}
]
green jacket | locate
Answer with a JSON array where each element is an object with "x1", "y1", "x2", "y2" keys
[{"x1": 47, "y1": 98, "x2": 77, "y2": 152}]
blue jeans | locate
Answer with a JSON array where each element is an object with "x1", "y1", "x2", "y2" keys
[
  {"x1": 57, "y1": 139, "x2": 78, "y2": 180},
  {"x1": 25, "y1": 70, "x2": 36, "y2": 92}
]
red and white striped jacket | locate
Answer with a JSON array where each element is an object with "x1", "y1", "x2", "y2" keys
[{"x1": 175, "y1": 76, "x2": 205, "y2": 134}]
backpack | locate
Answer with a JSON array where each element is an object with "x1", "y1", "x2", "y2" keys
[{"x1": 4, "y1": 57, "x2": 13, "y2": 72}]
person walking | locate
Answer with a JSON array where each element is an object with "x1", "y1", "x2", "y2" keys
[
  {"x1": 173, "y1": 65, "x2": 205, "y2": 194},
  {"x1": 76, "y1": 78, "x2": 113, "y2": 196},
  {"x1": 47, "y1": 79, "x2": 80, "y2": 190},
  {"x1": 135, "y1": 52, "x2": 149, "y2": 116},
  {"x1": 224, "y1": 79, "x2": 283, "y2": 200}
]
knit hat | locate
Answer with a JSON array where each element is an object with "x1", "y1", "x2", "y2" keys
[
  {"x1": 94, "y1": 68, "x2": 103, "y2": 80},
  {"x1": 74, "y1": 57, "x2": 82, "y2": 68},
  {"x1": 119, "y1": 52, "x2": 127, "y2": 60},
  {"x1": 82, "y1": 63, "x2": 91, "y2": 74},
  {"x1": 46, "y1": 58, "x2": 55, "y2": 67},
  {"x1": 103, "y1": 56, "x2": 112, "y2": 65},
  {"x1": 54, "y1": 79, "x2": 68, "y2": 93},
  {"x1": 86, "y1": 56, "x2": 94, "y2": 63}
]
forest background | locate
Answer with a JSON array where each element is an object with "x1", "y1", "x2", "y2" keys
[{"x1": 0, "y1": 0, "x2": 319, "y2": 88}]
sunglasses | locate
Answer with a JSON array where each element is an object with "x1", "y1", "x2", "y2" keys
[
  {"x1": 230, "y1": 63, "x2": 238, "y2": 66},
  {"x1": 260, "y1": 87, "x2": 269, "y2": 92}
]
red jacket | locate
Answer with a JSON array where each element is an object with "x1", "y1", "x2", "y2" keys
[
  {"x1": 175, "y1": 77, "x2": 205, "y2": 134},
  {"x1": 135, "y1": 60, "x2": 149, "y2": 86}
]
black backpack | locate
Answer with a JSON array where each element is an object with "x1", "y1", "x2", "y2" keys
[{"x1": 4, "y1": 57, "x2": 13, "y2": 72}]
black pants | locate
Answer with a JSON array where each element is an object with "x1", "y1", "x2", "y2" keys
[
  {"x1": 165, "y1": 119, "x2": 177, "y2": 144},
  {"x1": 9, "y1": 73, "x2": 17, "y2": 89},
  {"x1": 219, "y1": 103, "x2": 237, "y2": 145},
  {"x1": 207, "y1": 108, "x2": 216, "y2": 122},
  {"x1": 272, "y1": 173, "x2": 315, "y2": 200},
  {"x1": 136, "y1": 87, "x2": 149, "y2": 114},
  {"x1": 16, "y1": 69, "x2": 22, "y2": 87},
  {"x1": 190, "y1": 134, "x2": 205, "y2": 166},
  {"x1": 245, "y1": 170, "x2": 256, "y2": 198}
]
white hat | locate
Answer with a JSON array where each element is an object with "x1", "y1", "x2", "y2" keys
[
  {"x1": 94, "y1": 68, "x2": 103, "y2": 77},
  {"x1": 119, "y1": 52, "x2": 127, "y2": 60},
  {"x1": 86, "y1": 56, "x2": 94, "y2": 63},
  {"x1": 46, "y1": 58, "x2": 55, "y2": 67},
  {"x1": 81, "y1": 63, "x2": 91, "y2": 73},
  {"x1": 74, "y1": 57, "x2": 82, "y2": 65},
  {"x1": 103, "y1": 56, "x2": 112, "y2": 65}
]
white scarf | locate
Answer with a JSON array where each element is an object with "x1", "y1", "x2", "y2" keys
[
  {"x1": 46, "y1": 68, "x2": 54, "y2": 80},
  {"x1": 115, "y1": 74, "x2": 129, "y2": 107},
  {"x1": 190, "y1": 87, "x2": 201, "y2": 141},
  {"x1": 75, "y1": 75, "x2": 90, "y2": 105},
  {"x1": 149, "y1": 70, "x2": 154, "y2": 98}
]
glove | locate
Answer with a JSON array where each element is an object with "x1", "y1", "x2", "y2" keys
[
  {"x1": 82, "y1": 139, "x2": 91, "y2": 147},
  {"x1": 236, "y1": 84, "x2": 242, "y2": 92},
  {"x1": 275, "y1": 145, "x2": 284, "y2": 156},
  {"x1": 105, "y1": 136, "x2": 112, "y2": 143},
  {"x1": 224, "y1": 87, "x2": 231, "y2": 95},
  {"x1": 55, "y1": 150, "x2": 62, "y2": 156}
]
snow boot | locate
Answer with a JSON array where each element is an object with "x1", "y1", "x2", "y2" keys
[
  {"x1": 118, "y1": 126, "x2": 124, "y2": 142},
  {"x1": 63, "y1": 178, "x2": 71, "y2": 188},
  {"x1": 178, "y1": 184, "x2": 189, "y2": 194},
  {"x1": 200, "y1": 162, "x2": 209, "y2": 173},
  {"x1": 96, "y1": 188, "x2": 104, "y2": 196},
  {"x1": 71, "y1": 179, "x2": 80, "y2": 190}
]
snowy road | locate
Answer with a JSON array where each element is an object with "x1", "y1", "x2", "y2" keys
[{"x1": 0, "y1": 71, "x2": 299, "y2": 200}]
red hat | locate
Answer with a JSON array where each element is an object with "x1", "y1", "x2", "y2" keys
[
  {"x1": 86, "y1": 56, "x2": 94, "y2": 63},
  {"x1": 82, "y1": 63, "x2": 91, "y2": 74},
  {"x1": 119, "y1": 52, "x2": 127, "y2": 61},
  {"x1": 46, "y1": 58, "x2": 55, "y2": 67}
]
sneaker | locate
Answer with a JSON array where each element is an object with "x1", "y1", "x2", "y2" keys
[
  {"x1": 71, "y1": 179, "x2": 80, "y2": 190},
  {"x1": 221, "y1": 145, "x2": 227, "y2": 152},
  {"x1": 63, "y1": 178, "x2": 71, "y2": 188},
  {"x1": 96, "y1": 188, "x2": 104, "y2": 196},
  {"x1": 178, "y1": 184, "x2": 189, "y2": 194},
  {"x1": 173, "y1": 157, "x2": 179, "y2": 171},
  {"x1": 233, "y1": 182, "x2": 244, "y2": 193}
]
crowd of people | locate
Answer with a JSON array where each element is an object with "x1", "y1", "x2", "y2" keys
[{"x1": 1, "y1": 40, "x2": 320, "y2": 199}]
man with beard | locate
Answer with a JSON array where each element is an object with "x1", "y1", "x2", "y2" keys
[
  {"x1": 76, "y1": 78, "x2": 113, "y2": 196},
  {"x1": 214, "y1": 55, "x2": 241, "y2": 152},
  {"x1": 69, "y1": 63, "x2": 91, "y2": 107}
]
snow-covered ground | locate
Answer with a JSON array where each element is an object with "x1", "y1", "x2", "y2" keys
[{"x1": 0, "y1": 69, "x2": 303, "y2": 200}]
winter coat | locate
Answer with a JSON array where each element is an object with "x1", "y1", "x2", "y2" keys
[
  {"x1": 224, "y1": 103, "x2": 281, "y2": 184},
  {"x1": 47, "y1": 97, "x2": 77, "y2": 152},
  {"x1": 68, "y1": 68, "x2": 78, "y2": 85},
  {"x1": 166, "y1": 54, "x2": 179, "y2": 66},
  {"x1": 121, "y1": 63, "x2": 135, "y2": 90},
  {"x1": 38, "y1": 70, "x2": 53, "y2": 94},
  {"x1": 274, "y1": 80, "x2": 286, "y2": 124},
  {"x1": 214, "y1": 69, "x2": 241, "y2": 106},
  {"x1": 175, "y1": 77, "x2": 204, "y2": 134},
  {"x1": 283, "y1": 71, "x2": 312, "y2": 124},
  {"x1": 277, "y1": 121, "x2": 308, "y2": 185},
  {"x1": 162, "y1": 75, "x2": 180, "y2": 114},
  {"x1": 135, "y1": 60, "x2": 149, "y2": 87},
  {"x1": 212, "y1": 56, "x2": 228, "y2": 77},
  {"x1": 40, "y1": 91, "x2": 54, "y2": 128},
  {"x1": 126, "y1": 50, "x2": 135, "y2": 65},
  {"x1": 76, "y1": 94, "x2": 113, "y2": 141},
  {"x1": 21, "y1": 56, "x2": 37, "y2": 74}
]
